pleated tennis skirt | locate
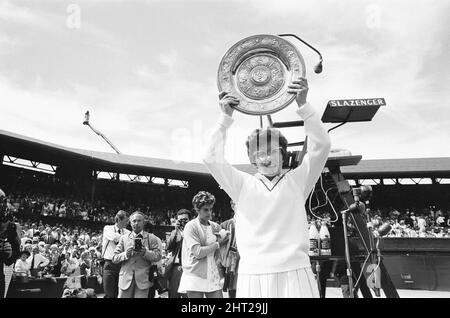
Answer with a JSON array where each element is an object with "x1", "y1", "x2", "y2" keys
[{"x1": 236, "y1": 266, "x2": 319, "y2": 298}]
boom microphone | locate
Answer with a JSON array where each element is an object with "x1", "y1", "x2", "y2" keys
[
  {"x1": 373, "y1": 223, "x2": 392, "y2": 238},
  {"x1": 278, "y1": 34, "x2": 323, "y2": 73}
]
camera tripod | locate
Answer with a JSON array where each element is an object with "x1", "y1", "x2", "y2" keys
[{"x1": 328, "y1": 163, "x2": 399, "y2": 298}]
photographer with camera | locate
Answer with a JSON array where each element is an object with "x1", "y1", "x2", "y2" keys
[
  {"x1": 112, "y1": 211, "x2": 162, "y2": 298},
  {"x1": 1, "y1": 188, "x2": 21, "y2": 298},
  {"x1": 165, "y1": 209, "x2": 191, "y2": 298}
]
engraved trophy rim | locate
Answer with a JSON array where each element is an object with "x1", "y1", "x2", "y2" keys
[{"x1": 217, "y1": 34, "x2": 306, "y2": 116}]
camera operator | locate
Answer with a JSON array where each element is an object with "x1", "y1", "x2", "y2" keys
[
  {"x1": 0, "y1": 188, "x2": 21, "y2": 298},
  {"x1": 165, "y1": 209, "x2": 191, "y2": 298},
  {"x1": 112, "y1": 211, "x2": 162, "y2": 298}
]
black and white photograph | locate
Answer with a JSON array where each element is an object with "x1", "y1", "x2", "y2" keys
[{"x1": 0, "y1": 0, "x2": 449, "y2": 305}]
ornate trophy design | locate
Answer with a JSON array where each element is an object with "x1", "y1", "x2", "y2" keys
[{"x1": 217, "y1": 34, "x2": 306, "y2": 116}]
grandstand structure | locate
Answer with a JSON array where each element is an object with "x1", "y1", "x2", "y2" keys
[
  {"x1": 1, "y1": 129, "x2": 449, "y2": 216},
  {"x1": 2, "y1": 129, "x2": 450, "y2": 293}
]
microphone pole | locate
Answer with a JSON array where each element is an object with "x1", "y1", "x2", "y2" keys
[
  {"x1": 341, "y1": 206, "x2": 354, "y2": 298},
  {"x1": 341, "y1": 188, "x2": 366, "y2": 298},
  {"x1": 365, "y1": 203, "x2": 381, "y2": 297},
  {"x1": 278, "y1": 34, "x2": 323, "y2": 73}
]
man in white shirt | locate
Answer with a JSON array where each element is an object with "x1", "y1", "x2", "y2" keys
[
  {"x1": 27, "y1": 245, "x2": 49, "y2": 276},
  {"x1": 101, "y1": 210, "x2": 129, "y2": 298},
  {"x1": 203, "y1": 77, "x2": 331, "y2": 297}
]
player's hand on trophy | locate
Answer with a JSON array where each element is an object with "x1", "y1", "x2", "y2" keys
[
  {"x1": 219, "y1": 91, "x2": 239, "y2": 117},
  {"x1": 288, "y1": 77, "x2": 308, "y2": 107}
]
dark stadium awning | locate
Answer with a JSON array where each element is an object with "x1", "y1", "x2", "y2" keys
[
  {"x1": 340, "y1": 157, "x2": 450, "y2": 179},
  {"x1": 1, "y1": 129, "x2": 449, "y2": 179},
  {"x1": 0, "y1": 129, "x2": 206, "y2": 180}
]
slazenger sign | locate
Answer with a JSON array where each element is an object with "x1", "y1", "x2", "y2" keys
[{"x1": 328, "y1": 98, "x2": 386, "y2": 107}]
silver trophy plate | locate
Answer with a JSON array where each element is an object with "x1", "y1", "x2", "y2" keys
[{"x1": 218, "y1": 34, "x2": 306, "y2": 115}]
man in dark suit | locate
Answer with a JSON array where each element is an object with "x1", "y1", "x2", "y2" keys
[{"x1": 165, "y1": 209, "x2": 191, "y2": 298}]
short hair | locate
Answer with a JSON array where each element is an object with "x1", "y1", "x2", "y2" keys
[
  {"x1": 177, "y1": 209, "x2": 191, "y2": 218},
  {"x1": 245, "y1": 128, "x2": 288, "y2": 164},
  {"x1": 130, "y1": 211, "x2": 145, "y2": 220},
  {"x1": 192, "y1": 191, "x2": 216, "y2": 210},
  {"x1": 115, "y1": 210, "x2": 128, "y2": 223}
]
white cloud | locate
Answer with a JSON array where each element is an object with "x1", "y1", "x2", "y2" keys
[
  {"x1": 0, "y1": 1, "x2": 50, "y2": 27},
  {"x1": 0, "y1": 0, "x2": 449, "y2": 167},
  {"x1": 0, "y1": 32, "x2": 20, "y2": 54}
]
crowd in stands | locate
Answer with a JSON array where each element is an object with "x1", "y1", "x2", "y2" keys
[
  {"x1": 7, "y1": 204, "x2": 448, "y2": 295},
  {"x1": 13, "y1": 220, "x2": 105, "y2": 280},
  {"x1": 1, "y1": 167, "x2": 228, "y2": 227},
  {"x1": 3, "y1": 189, "x2": 225, "y2": 297},
  {"x1": 311, "y1": 206, "x2": 450, "y2": 238},
  {"x1": 3, "y1": 188, "x2": 225, "y2": 226},
  {"x1": 370, "y1": 206, "x2": 450, "y2": 238},
  {"x1": 7, "y1": 217, "x2": 173, "y2": 297},
  {"x1": 4, "y1": 193, "x2": 190, "y2": 226}
]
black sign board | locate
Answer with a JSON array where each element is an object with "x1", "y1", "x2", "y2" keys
[{"x1": 322, "y1": 98, "x2": 386, "y2": 123}]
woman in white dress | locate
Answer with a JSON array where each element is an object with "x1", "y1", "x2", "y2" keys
[
  {"x1": 203, "y1": 77, "x2": 331, "y2": 297},
  {"x1": 178, "y1": 191, "x2": 229, "y2": 298}
]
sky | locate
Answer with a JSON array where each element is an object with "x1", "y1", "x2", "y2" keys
[{"x1": 1, "y1": 0, "x2": 449, "y2": 165}]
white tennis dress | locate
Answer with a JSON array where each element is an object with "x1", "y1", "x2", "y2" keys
[{"x1": 203, "y1": 103, "x2": 331, "y2": 298}]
